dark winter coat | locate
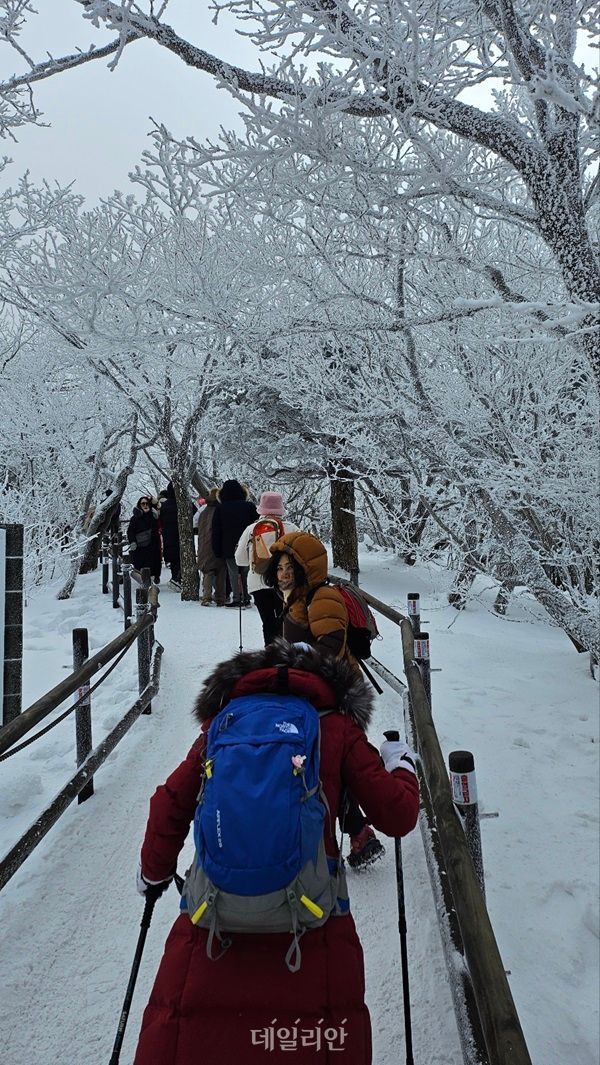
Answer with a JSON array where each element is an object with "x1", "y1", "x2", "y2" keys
[
  {"x1": 212, "y1": 481, "x2": 258, "y2": 559},
  {"x1": 127, "y1": 507, "x2": 161, "y2": 578},
  {"x1": 159, "y1": 483, "x2": 180, "y2": 565},
  {"x1": 134, "y1": 641, "x2": 419, "y2": 1065},
  {"x1": 196, "y1": 498, "x2": 222, "y2": 572}
]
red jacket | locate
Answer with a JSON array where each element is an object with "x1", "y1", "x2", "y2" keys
[{"x1": 134, "y1": 643, "x2": 419, "y2": 1065}]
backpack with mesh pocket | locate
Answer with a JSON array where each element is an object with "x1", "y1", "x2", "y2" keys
[
  {"x1": 180, "y1": 690, "x2": 348, "y2": 972},
  {"x1": 249, "y1": 518, "x2": 285, "y2": 574}
]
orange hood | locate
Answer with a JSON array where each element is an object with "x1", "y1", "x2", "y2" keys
[{"x1": 270, "y1": 531, "x2": 328, "y2": 589}]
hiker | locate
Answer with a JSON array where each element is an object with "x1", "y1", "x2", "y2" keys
[
  {"x1": 126, "y1": 497, "x2": 161, "y2": 583},
  {"x1": 234, "y1": 490, "x2": 299, "y2": 645},
  {"x1": 192, "y1": 496, "x2": 207, "y2": 535},
  {"x1": 211, "y1": 479, "x2": 258, "y2": 607},
  {"x1": 134, "y1": 640, "x2": 419, "y2": 1065},
  {"x1": 264, "y1": 531, "x2": 385, "y2": 869},
  {"x1": 196, "y1": 488, "x2": 227, "y2": 606},
  {"x1": 158, "y1": 482, "x2": 181, "y2": 588}
]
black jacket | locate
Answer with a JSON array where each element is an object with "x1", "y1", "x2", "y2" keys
[{"x1": 212, "y1": 498, "x2": 259, "y2": 559}]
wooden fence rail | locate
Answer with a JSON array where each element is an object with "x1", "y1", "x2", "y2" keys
[
  {"x1": 355, "y1": 582, "x2": 532, "y2": 1065},
  {"x1": 0, "y1": 612, "x2": 154, "y2": 759},
  {"x1": 0, "y1": 641, "x2": 163, "y2": 893}
]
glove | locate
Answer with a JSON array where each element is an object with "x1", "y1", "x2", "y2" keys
[
  {"x1": 380, "y1": 739, "x2": 418, "y2": 775},
  {"x1": 136, "y1": 862, "x2": 172, "y2": 901},
  {"x1": 128, "y1": 540, "x2": 137, "y2": 552}
]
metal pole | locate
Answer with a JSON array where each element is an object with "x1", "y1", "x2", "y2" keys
[
  {"x1": 101, "y1": 536, "x2": 110, "y2": 595},
  {"x1": 413, "y1": 630, "x2": 431, "y2": 707},
  {"x1": 122, "y1": 564, "x2": 133, "y2": 631},
  {"x1": 449, "y1": 750, "x2": 486, "y2": 900},
  {"x1": 383, "y1": 728, "x2": 414, "y2": 1065},
  {"x1": 407, "y1": 593, "x2": 420, "y2": 637},
  {"x1": 108, "y1": 893, "x2": 157, "y2": 1064},
  {"x1": 73, "y1": 627, "x2": 94, "y2": 803}
]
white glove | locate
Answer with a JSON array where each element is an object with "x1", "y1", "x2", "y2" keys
[
  {"x1": 380, "y1": 739, "x2": 418, "y2": 775},
  {"x1": 136, "y1": 861, "x2": 172, "y2": 897}
]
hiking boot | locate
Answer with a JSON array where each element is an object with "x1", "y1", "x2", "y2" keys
[
  {"x1": 243, "y1": 597, "x2": 252, "y2": 607},
  {"x1": 347, "y1": 825, "x2": 385, "y2": 870},
  {"x1": 201, "y1": 598, "x2": 212, "y2": 606},
  {"x1": 225, "y1": 599, "x2": 241, "y2": 607}
]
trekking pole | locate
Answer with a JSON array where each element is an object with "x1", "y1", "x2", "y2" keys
[
  {"x1": 108, "y1": 893, "x2": 157, "y2": 1065},
  {"x1": 383, "y1": 728, "x2": 414, "y2": 1065},
  {"x1": 238, "y1": 573, "x2": 243, "y2": 652}
]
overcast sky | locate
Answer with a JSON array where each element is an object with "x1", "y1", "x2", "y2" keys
[
  {"x1": 2, "y1": 0, "x2": 261, "y2": 203},
  {"x1": 3, "y1": 2, "x2": 595, "y2": 206}
]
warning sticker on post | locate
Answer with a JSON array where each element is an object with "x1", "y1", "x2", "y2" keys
[{"x1": 450, "y1": 769, "x2": 477, "y2": 805}]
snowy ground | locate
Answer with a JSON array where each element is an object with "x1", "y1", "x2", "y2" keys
[{"x1": 0, "y1": 549, "x2": 598, "y2": 1065}]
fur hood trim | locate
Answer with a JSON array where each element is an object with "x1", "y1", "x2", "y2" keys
[{"x1": 193, "y1": 639, "x2": 373, "y2": 731}]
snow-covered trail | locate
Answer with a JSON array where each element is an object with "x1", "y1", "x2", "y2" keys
[
  {"x1": 1, "y1": 553, "x2": 598, "y2": 1065},
  {"x1": 0, "y1": 579, "x2": 461, "y2": 1065}
]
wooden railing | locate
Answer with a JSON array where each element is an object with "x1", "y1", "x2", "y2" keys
[
  {"x1": 0, "y1": 576, "x2": 163, "y2": 894},
  {"x1": 357, "y1": 583, "x2": 532, "y2": 1065}
]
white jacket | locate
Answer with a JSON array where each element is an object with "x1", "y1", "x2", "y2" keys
[{"x1": 235, "y1": 518, "x2": 299, "y2": 593}]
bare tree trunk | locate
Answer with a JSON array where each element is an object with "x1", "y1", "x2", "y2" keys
[
  {"x1": 170, "y1": 471, "x2": 199, "y2": 602},
  {"x1": 79, "y1": 496, "x2": 124, "y2": 573},
  {"x1": 57, "y1": 554, "x2": 80, "y2": 601},
  {"x1": 329, "y1": 465, "x2": 359, "y2": 582}
]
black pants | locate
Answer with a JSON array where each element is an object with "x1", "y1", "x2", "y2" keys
[
  {"x1": 252, "y1": 588, "x2": 284, "y2": 646},
  {"x1": 169, "y1": 558, "x2": 181, "y2": 583}
]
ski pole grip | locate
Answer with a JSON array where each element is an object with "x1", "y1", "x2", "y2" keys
[{"x1": 384, "y1": 730, "x2": 400, "y2": 741}]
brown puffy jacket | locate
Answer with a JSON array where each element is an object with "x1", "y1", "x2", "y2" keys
[{"x1": 271, "y1": 530, "x2": 349, "y2": 660}]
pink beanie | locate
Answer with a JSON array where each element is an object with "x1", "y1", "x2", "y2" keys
[{"x1": 257, "y1": 491, "x2": 285, "y2": 517}]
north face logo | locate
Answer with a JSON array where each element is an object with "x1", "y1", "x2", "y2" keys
[{"x1": 275, "y1": 721, "x2": 299, "y2": 734}]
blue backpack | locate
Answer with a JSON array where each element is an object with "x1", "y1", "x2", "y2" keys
[{"x1": 181, "y1": 691, "x2": 348, "y2": 971}]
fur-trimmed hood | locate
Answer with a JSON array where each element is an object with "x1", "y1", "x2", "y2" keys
[{"x1": 193, "y1": 639, "x2": 373, "y2": 731}]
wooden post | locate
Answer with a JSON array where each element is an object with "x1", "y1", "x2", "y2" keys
[
  {"x1": 0, "y1": 617, "x2": 152, "y2": 758},
  {"x1": 111, "y1": 535, "x2": 120, "y2": 609},
  {"x1": 136, "y1": 574, "x2": 152, "y2": 714},
  {"x1": 101, "y1": 536, "x2": 110, "y2": 594},
  {"x1": 140, "y1": 567, "x2": 154, "y2": 634},
  {"x1": 450, "y1": 750, "x2": 486, "y2": 900},
  {"x1": 414, "y1": 630, "x2": 431, "y2": 706},
  {"x1": 400, "y1": 618, "x2": 532, "y2": 1065},
  {"x1": 122, "y1": 564, "x2": 133, "y2": 631},
  {"x1": 0, "y1": 640, "x2": 163, "y2": 895},
  {"x1": 403, "y1": 688, "x2": 489, "y2": 1065},
  {"x1": 407, "y1": 592, "x2": 420, "y2": 636},
  {"x1": 73, "y1": 628, "x2": 94, "y2": 803},
  {"x1": 1, "y1": 523, "x2": 23, "y2": 725}
]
